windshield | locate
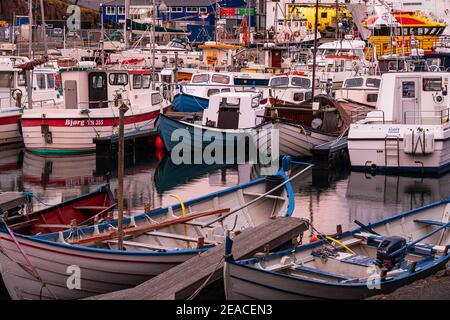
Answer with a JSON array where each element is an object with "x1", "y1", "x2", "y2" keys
[
  {"x1": 191, "y1": 74, "x2": 209, "y2": 83},
  {"x1": 270, "y1": 77, "x2": 289, "y2": 87},
  {"x1": 291, "y1": 77, "x2": 310, "y2": 89},
  {"x1": 0, "y1": 71, "x2": 13, "y2": 88},
  {"x1": 366, "y1": 78, "x2": 381, "y2": 88}
]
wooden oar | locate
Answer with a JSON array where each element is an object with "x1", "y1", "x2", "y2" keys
[{"x1": 68, "y1": 208, "x2": 230, "y2": 246}]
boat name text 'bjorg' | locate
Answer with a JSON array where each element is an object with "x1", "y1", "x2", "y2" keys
[{"x1": 64, "y1": 119, "x2": 104, "y2": 127}]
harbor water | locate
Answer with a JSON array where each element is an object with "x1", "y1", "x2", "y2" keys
[{"x1": 1, "y1": 142, "x2": 449, "y2": 299}]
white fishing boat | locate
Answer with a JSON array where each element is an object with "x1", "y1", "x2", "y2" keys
[
  {"x1": 266, "y1": 74, "x2": 313, "y2": 107},
  {"x1": 224, "y1": 197, "x2": 450, "y2": 299},
  {"x1": 348, "y1": 72, "x2": 450, "y2": 174},
  {"x1": 21, "y1": 66, "x2": 169, "y2": 155},
  {"x1": 335, "y1": 75, "x2": 381, "y2": 107},
  {"x1": 172, "y1": 71, "x2": 271, "y2": 113},
  {"x1": 262, "y1": 95, "x2": 370, "y2": 158},
  {"x1": 159, "y1": 91, "x2": 267, "y2": 152},
  {"x1": 292, "y1": 37, "x2": 371, "y2": 88},
  {"x1": 0, "y1": 56, "x2": 61, "y2": 145},
  {"x1": 0, "y1": 159, "x2": 296, "y2": 300}
]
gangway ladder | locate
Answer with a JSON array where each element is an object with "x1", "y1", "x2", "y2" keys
[{"x1": 385, "y1": 135, "x2": 400, "y2": 168}]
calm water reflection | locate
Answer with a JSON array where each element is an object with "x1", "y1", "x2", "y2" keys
[
  {"x1": 1, "y1": 143, "x2": 449, "y2": 235},
  {"x1": 1, "y1": 143, "x2": 450, "y2": 299}
]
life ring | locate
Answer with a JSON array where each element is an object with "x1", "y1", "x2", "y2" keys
[{"x1": 11, "y1": 88, "x2": 22, "y2": 100}]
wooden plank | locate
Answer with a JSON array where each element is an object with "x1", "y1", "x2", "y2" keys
[
  {"x1": 145, "y1": 231, "x2": 219, "y2": 245},
  {"x1": 87, "y1": 217, "x2": 309, "y2": 300},
  {"x1": 69, "y1": 208, "x2": 230, "y2": 245}
]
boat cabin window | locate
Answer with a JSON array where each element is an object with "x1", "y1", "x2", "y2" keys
[
  {"x1": 142, "y1": 75, "x2": 151, "y2": 88},
  {"x1": 291, "y1": 77, "x2": 310, "y2": 89},
  {"x1": 18, "y1": 72, "x2": 26, "y2": 87},
  {"x1": 367, "y1": 93, "x2": 378, "y2": 103},
  {"x1": 36, "y1": 74, "x2": 46, "y2": 89},
  {"x1": 270, "y1": 76, "x2": 288, "y2": 87},
  {"x1": 366, "y1": 78, "x2": 380, "y2": 88},
  {"x1": 207, "y1": 88, "x2": 220, "y2": 97},
  {"x1": 402, "y1": 81, "x2": 416, "y2": 98},
  {"x1": 47, "y1": 74, "x2": 55, "y2": 89},
  {"x1": 151, "y1": 93, "x2": 162, "y2": 105},
  {"x1": 318, "y1": 49, "x2": 337, "y2": 57},
  {"x1": 88, "y1": 72, "x2": 108, "y2": 109},
  {"x1": 423, "y1": 77, "x2": 442, "y2": 91},
  {"x1": 344, "y1": 77, "x2": 364, "y2": 88},
  {"x1": 211, "y1": 74, "x2": 230, "y2": 84},
  {"x1": 0, "y1": 71, "x2": 13, "y2": 88},
  {"x1": 133, "y1": 74, "x2": 151, "y2": 89},
  {"x1": 219, "y1": 97, "x2": 240, "y2": 108},
  {"x1": 191, "y1": 74, "x2": 209, "y2": 83},
  {"x1": 109, "y1": 73, "x2": 128, "y2": 86},
  {"x1": 293, "y1": 92, "x2": 304, "y2": 102}
]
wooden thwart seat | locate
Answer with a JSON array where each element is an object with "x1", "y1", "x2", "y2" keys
[
  {"x1": 9, "y1": 218, "x2": 39, "y2": 230},
  {"x1": 145, "y1": 231, "x2": 219, "y2": 245},
  {"x1": 292, "y1": 265, "x2": 356, "y2": 281},
  {"x1": 106, "y1": 240, "x2": 173, "y2": 251},
  {"x1": 243, "y1": 192, "x2": 285, "y2": 201}
]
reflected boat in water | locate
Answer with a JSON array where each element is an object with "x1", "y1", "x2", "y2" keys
[
  {"x1": 346, "y1": 172, "x2": 450, "y2": 224},
  {"x1": 154, "y1": 156, "x2": 262, "y2": 193}
]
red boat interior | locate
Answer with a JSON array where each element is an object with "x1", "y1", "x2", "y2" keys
[{"x1": 4, "y1": 188, "x2": 114, "y2": 236}]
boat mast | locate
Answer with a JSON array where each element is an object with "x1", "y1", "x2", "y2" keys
[
  {"x1": 124, "y1": 0, "x2": 129, "y2": 48},
  {"x1": 151, "y1": 0, "x2": 156, "y2": 89},
  {"x1": 39, "y1": 0, "x2": 48, "y2": 59},
  {"x1": 27, "y1": 0, "x2": 33, "y2": 109},
  {"x1": 311, "y1": 0, "x2": 319, "y2": 101},
  {"x1": 335, "y1": 0, "x2": 339, "y2": 40},
  {"x1": 247, "y1": 0, "x2": 251, "y2": 49}
]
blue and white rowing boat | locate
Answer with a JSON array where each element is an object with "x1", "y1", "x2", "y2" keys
[
  {"x1": 0, "y1": 158, "x2": 296, "y2": 300},
  {"x1": 224, "y1": 198, "x2": 450, "y2": 299}
]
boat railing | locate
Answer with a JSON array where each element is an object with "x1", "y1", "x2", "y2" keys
[
  {"x1": 30, "y1": 98, "x2": 58, "y2": 108},
  {"x1": 402, "y1": 108, "x2": 450, "y2": 125},
  {"x1": 351, "y1": 109, "x2": 385, "y2": 124}
]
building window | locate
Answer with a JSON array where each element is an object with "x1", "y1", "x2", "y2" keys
[
  {"x1": 186, "y1": 7, "x2": 199, "y2": 13},
  {"x1": 105, "y1": 6, "x2": 115, "y2": 15},
  {"x1": 199, "y1": 7, "x2": 207, "y2": 13},
  {"x1": 170, "y1": 7, "x2": 183, "y2": 13},
  {"x1": 117, "y1": 6, "x2": 125, "y2": 15}
]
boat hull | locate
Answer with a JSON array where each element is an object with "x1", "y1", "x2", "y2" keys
[
  {"x1": 21, "y1": 109, "x2": 161, "y2": 155},
  {"x1": 225, "y1": 198, "x2": 450, "y2": 300},
  {"x1": 0, "y1": 168, "x2": 295, "y2": 300},
  {"x1": 224, "y1": 255, "x2": 448, "y2": 300},
  {"x1": 156, "y1": 114, "x2": 262, "y2": 153},
  {"x1": 0, "y1": 233, "x2": 196, "y2": 300},
  {"x1": 348, "y1": 123, "x2": 450, "y2": 174},
  {"x1": 172, "y1": 93, "x2": 209, "y2": 112},
  {"x1": 260, "y1": 121, "x2": 337, "y2": 158},
  {"x1": 0, "y1": 111, "x2": 22, "y2": 146}
]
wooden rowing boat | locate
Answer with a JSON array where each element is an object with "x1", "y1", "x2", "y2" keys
[
  {"x1": 1, "y1": 185, "x2": 114, "y2": 235},
  {"x1": 224, "y1": 198, "x2": 450, "y2": 299},
  {"x1": 0, "y1": 164, "x2": 295, "y2": 300}
]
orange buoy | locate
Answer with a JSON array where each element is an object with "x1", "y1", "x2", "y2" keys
[
  {"x1": 155, "y1": 136, "x2": 165, "y2": 149},
  {"x1": 310, "y1": 235, "x2": 319, "y2": 243}
]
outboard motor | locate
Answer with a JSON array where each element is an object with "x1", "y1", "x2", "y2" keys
[{"x1": 376, "y1": 236, "x2": 406, "y2": 271}]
